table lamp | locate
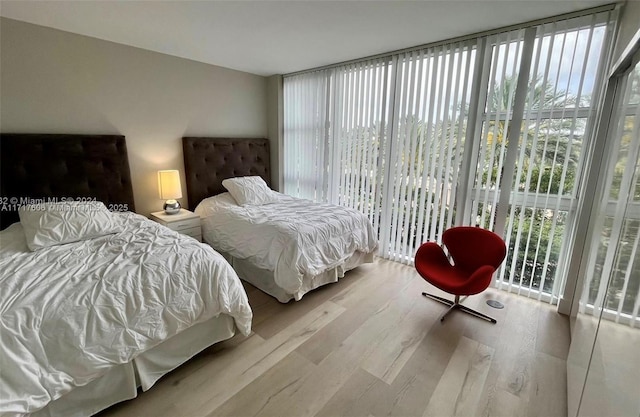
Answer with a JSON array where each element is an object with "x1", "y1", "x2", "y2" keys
[{"x1": 158, "y1": 170, "x2": 182, "y2": 214}]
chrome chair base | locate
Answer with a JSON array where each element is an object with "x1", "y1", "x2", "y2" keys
[{"x1": 421, "y1": 292, "x2": 497, "y2": 324}]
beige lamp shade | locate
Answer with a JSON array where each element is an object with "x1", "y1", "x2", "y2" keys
[{"x1": 157, "y1": 170, "x2": 183, "y2": 200}]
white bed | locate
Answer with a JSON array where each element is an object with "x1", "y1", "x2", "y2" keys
[
  {"x1": 195, "y1": 189, "x2": 378, "y2": 302},
  {"x1": 0, "y1": 211, "x2": 252, "y2": 417}
]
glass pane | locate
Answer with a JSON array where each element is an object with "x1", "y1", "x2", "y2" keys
[
  {"x1": 584, "y1": 57, "x2": 640, "y2": 323},
  {"x1": 574, "y1": 47, "x2": 640, "y2": 417},
  {"x1": 331, "y1": 60, "x2": 392, "y2": 241},
  {"x1": 501, "y1": 207, "x2": 568, "y2": 294},
  {"x1": 529, "y1": 21, "x2": 607, "y2": 110},
  {"x1": 486, "y1": 36, "x2": 522, "y2": 113},
  {"x1": 604, "y1": 219, "x2": 640, "y2": 314},
  {"x1": 497, "y1": 14, "x2": 612, "y2": 302},
  {"x1": 383, "y1": 43, "x2": 476, "y2": 261},
  {"x1": 515, "y1": 117, "x2": 585, "y2": 197}
]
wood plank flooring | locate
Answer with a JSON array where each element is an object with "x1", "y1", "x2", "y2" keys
[{"x1": 100, "y1": 258, "x2": 570, "y2": 417}]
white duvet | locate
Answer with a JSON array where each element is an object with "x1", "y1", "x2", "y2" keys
[
  {"x1": 0, "y1": 213, "x2": 252, "y2": 416},
  {"x1": 195, "y1": 193, "x2": 378, "y2": 295}
]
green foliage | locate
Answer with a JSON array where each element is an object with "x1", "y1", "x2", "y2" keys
[
  {"x1": 524, "y1": 165, "x2": 575, "y2": 194},
  {"x1": 507, "y1": 208, "x2": 565, "y2": 292},
  {"x1": 586, "y1": 219, "x2": 640, "y2": 316},
  {"x1": 338, "y1": 74, "x2": 585, "y2": 295},
  {"x1": 489, "y1": 75, "x2": 577, "y2": 112}
]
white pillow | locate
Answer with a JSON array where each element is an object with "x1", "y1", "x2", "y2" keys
[
  {"x1": 221, "y1": 176, "x2": 278, "y2": 206},
  {"x1": 18, "y1": 201, "x2": 122, "y2": 251}
]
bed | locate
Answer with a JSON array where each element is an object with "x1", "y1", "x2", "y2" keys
[
  {"x1": 0, "y1": 134, "x2": 252, "y2": 417},
  {"x1": 182, "y1": 137, "x2": 378, "y2": 303}
]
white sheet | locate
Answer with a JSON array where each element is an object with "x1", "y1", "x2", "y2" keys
[
  {"x1": 195, "y1": 192, "x2": 378, "y2": 296},
  {"x1": 0, "y1": 212, "x2": 252, "y2": 416}
]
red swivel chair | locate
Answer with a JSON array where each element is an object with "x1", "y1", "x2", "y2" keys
[{"x1": 415, "y1": 226, "x2": 506, "y2": 323}]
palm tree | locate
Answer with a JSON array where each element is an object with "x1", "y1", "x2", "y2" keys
[{"x1": 480, "y1": 75, "x2": 580, "y2": 194}]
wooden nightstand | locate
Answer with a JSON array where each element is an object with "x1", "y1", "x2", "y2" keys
[{"x1": 149, "y1": 209, "x2": 202, "y2": 242}]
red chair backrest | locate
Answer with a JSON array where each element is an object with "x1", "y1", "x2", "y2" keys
[{"x1": 442, "y1": 226, "x2": 506, "y2": 273}]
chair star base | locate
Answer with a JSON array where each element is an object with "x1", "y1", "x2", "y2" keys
[{"x1": 421, "y1": 292, "x2": 497, "y2": 324}]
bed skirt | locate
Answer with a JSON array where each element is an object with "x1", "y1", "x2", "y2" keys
[
  {"x1": 31, "y1": 314, "x2": 237, "y2": 417},
  {"x1": 219, "y1": 250, "x2": 375, "y2": 303}
]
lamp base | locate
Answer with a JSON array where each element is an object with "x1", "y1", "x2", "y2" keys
[{"x1": 163, "y1": 199, "x2": 181, "y2": 215}]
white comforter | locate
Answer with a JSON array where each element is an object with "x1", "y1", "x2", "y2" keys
[
  {"x1": 195, "y1": 193, "x2": 378, "y2": 295},
  {"x1": 0, "y1": 213, "x2": 252, "y2": 416}
]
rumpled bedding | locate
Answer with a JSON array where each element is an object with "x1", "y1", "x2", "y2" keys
[
  {"x1": 195, "y1": 192, "x2": 378, "y2": 294},
  {"x1": 0, "y1": 212, "x2": 252, "y2": 416}
]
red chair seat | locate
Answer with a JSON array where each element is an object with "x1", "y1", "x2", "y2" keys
[{"x1": 414, "y1": 227, "x2": 506, "y2": 323}]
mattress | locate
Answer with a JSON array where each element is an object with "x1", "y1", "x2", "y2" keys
[
  {"x1": 195, "y1": 192, "x2": 378, "y2": 300},
  {"x1": 0, "y1": 213, "x2": 252, "y2": 415}
]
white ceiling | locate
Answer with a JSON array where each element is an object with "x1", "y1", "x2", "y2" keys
[{"x1": 0, "y1": 0, "x2": 614, "y2": 76}]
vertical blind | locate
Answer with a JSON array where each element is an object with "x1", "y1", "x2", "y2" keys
[
  {"x1": 466, "y1": 12, "x2": 616, "y2": 303},
  {"x1": 283, "y1": 8, "x2": 617, "y2": 305},
  {"x1": 466, "y1": 29, "x2": 525, "y2": 234},
  {"x1": 328, "y1": 58, "x2": 391, "y2": 238},
  {"x1": 580, "y1": 57, "x2": 640, "y2": 326},
  {"x1": 283, "y1": 70, "x2": 330, "y2": 201},
  {"x1": 383, "y1": 43, "x2": 478, "y2": 262}
]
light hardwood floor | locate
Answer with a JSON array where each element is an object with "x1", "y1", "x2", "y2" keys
[
  {"x1": 567, "y1": 314, "x2": 640, "y2": 417},
  {"x1": 100, "y1": 258, "x2": 570, "y2": 417}
]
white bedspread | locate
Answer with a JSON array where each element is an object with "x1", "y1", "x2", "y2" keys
[
  {"x1": 0, "y1": 213, "x2": 252, "y2": 416},
  {"x1": 195, "y1": 193, "x2": 378, "y2": 295}
]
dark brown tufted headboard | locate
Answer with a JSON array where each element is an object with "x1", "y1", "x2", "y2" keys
[
  {"x1": 0, "y1": 134, "x2": 136, "y2": 229},
  {"x1": 182, "y1": 137, "x2": 270, "y2": 209}
]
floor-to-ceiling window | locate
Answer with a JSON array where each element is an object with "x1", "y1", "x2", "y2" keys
[
  {"x1": 567, "y1": 32, "x2": 640, "y2": 417},
  {"x1": 468, "y1": 13, "x2": 615, "y2": 304},
  {"x1": 580, "y1": 57, "x2": 640, "y2": 326},
  {"x1": 283, "y1": 6, "x2": 618, "y2": 305}
]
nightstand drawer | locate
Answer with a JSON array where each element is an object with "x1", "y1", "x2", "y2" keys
[
  {"x1": 149, "y1": 210, "x2": 201, "y2": 240},
  {"x1": 181, "y1": 226, "x2": 202, "y2": 238},
  {"x1": 166, "y1": 218, "x2": 200, "y2": 231}
]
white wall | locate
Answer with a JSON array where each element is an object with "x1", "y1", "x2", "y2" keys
[
  {"x1": 0, "y1": 17, "x2": 268, "y2": 215},
  {"x1": 266, "y1": 75, "x2": 283, "y2": 191}
]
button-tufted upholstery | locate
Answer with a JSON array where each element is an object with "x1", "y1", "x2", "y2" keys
[
  {"x1": 0, "y1": 134, "x2": 136, "y2": 229},
  {"x1": 182, "y1": 137, "x2": 271, "y2": 209}
]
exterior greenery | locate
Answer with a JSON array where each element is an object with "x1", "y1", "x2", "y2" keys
[
  {"x1": 335, "y1": 75, "x2": 586, "y2": 295},
  {"x1": 587, "y1": 64, "x2": 640, "y2": 316},
  {"x1": 470, "y1": 76, "x2": 583, "y2": 293}
]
